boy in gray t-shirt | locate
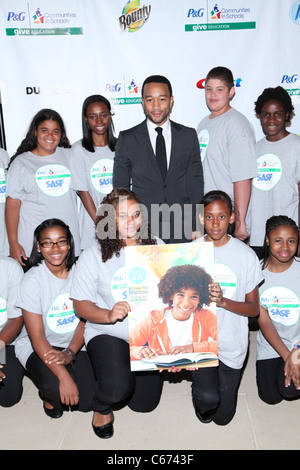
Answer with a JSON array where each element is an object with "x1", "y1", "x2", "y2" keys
[{"x1": 197, "y1": 66, "x2": 257, "y2": 241}]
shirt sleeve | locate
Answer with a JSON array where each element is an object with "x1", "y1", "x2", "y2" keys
[
  {"x1": 70, "y1": 249, "x2": 99, "y2": 303},
  {"x1": 6, "y1": 260, "x2": 23, "y2": 319}
]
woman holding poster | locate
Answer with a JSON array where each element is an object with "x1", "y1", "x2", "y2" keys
[{"x1": 70, "y1": 188, "x2": 163, "y2": 439}]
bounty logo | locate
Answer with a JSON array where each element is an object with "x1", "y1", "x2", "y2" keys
[
  {"x1": 32, "y1": 7, "x2": 44, "y2": 24},
  {"x1": 119, "y1": 0, "x2": 151, "y2": 32}
]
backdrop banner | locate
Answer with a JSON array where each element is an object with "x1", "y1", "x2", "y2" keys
[{"x1": 0, "y1": 0, "x2": 299, "y2": 155}]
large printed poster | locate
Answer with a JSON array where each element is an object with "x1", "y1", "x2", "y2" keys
[{"x1": 125, "y1": 241, "x2": 218, "y2": 371}]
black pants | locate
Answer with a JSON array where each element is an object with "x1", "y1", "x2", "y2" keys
[
  {"x1": 87, "y1": 334, "x2": 163, "y2": 415},
  {"x1": 256, "y1": 357, "x2": 300, "y2": 404},
  {"x1": 0, "y1": 345, "x2": 25, "y2": 407},
  {"x1": 192, "y1": 360, "x2": 242, "y2": 426},
  {"x1": 26, "y1": 348, "x2": 96, "y2": 412}
]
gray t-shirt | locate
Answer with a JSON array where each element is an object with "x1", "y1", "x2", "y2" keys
[
  {"x1": 194, "y1": 236, "x2": 263, "y2": 368},
  {"x1": 197, "y1": 108, "x2": 257, "y2": 201},
  {"x1": 6, "y1": 147, "x2": 81, "y2": 256},
  {"x1": 70, "y1": 140, "x2": 114, "y2": 250},
  {"x1": 0, "y1": 148, "x2": 9, "y2": 256},
  {"x1": 257, "y1": 259, "x2": 300, "y2": 360},
  {"x1": 250, "y1": 133, "x2": 300, "y2": 247},
  {"x1": 15, "y1": 262, "x2": 79, "y2": 368},
  {"x1": 70, "y1": 243, "x2": 131, "y2": 345},
  {"x1": 0, "y1": 256, "x2": 23, "y2": 345},
  {"x1": 70, "y1": 239, "x2": 164, "y2": 346}
]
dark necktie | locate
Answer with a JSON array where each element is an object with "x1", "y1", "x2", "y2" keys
[{"x1": 155, "y1": 126, "x2": 167, "y2": 180}]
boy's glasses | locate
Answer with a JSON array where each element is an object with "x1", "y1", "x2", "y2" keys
[{"x1": 39, "y1": 239, "x2": 69, "y2": 248}]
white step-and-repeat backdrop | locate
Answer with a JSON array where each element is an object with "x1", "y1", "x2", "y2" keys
[{"x1": 0, "y1": 0, "x2": 299, "y2": 155}]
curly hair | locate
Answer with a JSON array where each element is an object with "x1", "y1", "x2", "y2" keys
[
  {"x1": 8, "y1": 109, "x2": 71, "y2": 168},
  {"x1": 95, "y1": 188, "x2": 157, "y2": 262},
  {"x1": 254, "y1": 86, "x2": 295, "y2": 123},
  {"x1": 262, "y1": 215, "x2": 299, "y2": 269},
  {"x1": 158, "y1": 264, "x2": 213, "y2": 308}
]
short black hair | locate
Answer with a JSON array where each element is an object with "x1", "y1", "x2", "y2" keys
[
  {"x1": 81, "y1": 94, "x2": 117, "y2": 152},
  {"x1": 262, "y1": 215, "x2": 299, "y2": 269},
  {"x1": 142, "y1": 75, "x2": 172, "y2": 97},
  {"x1": 206, "y1": 66, "x2": 234, "y2": 90},
  {"x1": 254, "y1": 86, "x2": 294, "y2": 123}
]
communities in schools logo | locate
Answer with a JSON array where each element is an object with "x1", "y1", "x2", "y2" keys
[
  {"x1": 6, "y1": 5, "x2": 83, "y2": 36},
  {"x1": 119, "y1": 0, "x2": 151, "y2": 32},
  {"x1": 185, "y1": 2, "x2": 256, "y2": 32},
  {"x1": 104, "y1": 77, "x2": 142, "y2": 106}
]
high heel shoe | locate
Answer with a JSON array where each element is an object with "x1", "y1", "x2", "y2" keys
[
  {"x1": 92, "y1": 411, "x2": 114, "y2": 439},
  {"x1": 43, "y1": 403, "x2": 63, "y2": 419}
]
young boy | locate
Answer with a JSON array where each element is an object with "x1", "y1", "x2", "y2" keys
[
  {"x1": 249, "y1": 86, "x2": 300, "y2": 257},
  {"x1": 197, "y1": 66, "x2": 257, "y2": 242}
]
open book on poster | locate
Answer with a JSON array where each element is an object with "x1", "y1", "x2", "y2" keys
[
  {"x1": 125, "y1": 242, "x2": 219, "y2": 372},
  {"x1": 141, "y1": 351, "x2": 218, "y2": 370}
]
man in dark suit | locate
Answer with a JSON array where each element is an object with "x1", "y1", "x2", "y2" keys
[{"x1": 113, "y1": 75, "x2": 203, "y2": 243}]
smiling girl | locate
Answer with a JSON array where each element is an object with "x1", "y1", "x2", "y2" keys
[
  {"x1": 193, "y1": 190, "x2": 262, "y2": 425},
  {"x1": 70, "y1": 95, "x2": 117, "y2": 250},
  {"x1": 70, "y1": 188, "x2": 163, "y2": 439},
  {"x1": 250, "y1": 86, "x2": 300, "y2": 256},
  {"x1": 6, "y1": 109, "x2": 80, "y2": 271},
  {"x1": 15, "y1": 219, "x2": 95, "y2": 418},
  {"x1": 256, "y1": 215, "x2": 300, "y2": 404}
]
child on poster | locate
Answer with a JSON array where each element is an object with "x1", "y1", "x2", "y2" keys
[{"x1": 130, "y1": 263, "x2": 218, "y2": 362}]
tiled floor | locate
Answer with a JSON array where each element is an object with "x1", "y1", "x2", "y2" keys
[{"x1": 1, "y1": 330, "x2": 299, "y2": 450}]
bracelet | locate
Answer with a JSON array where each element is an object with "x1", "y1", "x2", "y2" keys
[{"x1": 62, "y1": 347, "x2": 75, "y2": 362}]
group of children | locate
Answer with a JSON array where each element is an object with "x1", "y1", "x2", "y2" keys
[{"x1": 0, "y1": 65, "x2": 300, "y2": 440}]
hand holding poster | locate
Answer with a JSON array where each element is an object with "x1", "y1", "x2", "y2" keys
[{"x1": 125, "y1": 241, "x2": 218, "y2": 371}]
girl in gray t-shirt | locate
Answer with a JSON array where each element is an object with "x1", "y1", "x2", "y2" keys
[
  {"x1": 193, "y1": 190, "x2": 262, "y2": 425},
  {"x1": 15, "y1": 218, "x2": 95, "y2": 419},
  {"x1": 70, "y1": 95, "x2": 117, "y2": 250},
  {"x1": 6, "y1": 109, "x2": 80, "y2": 272},
  {"x1": 0, "y1": 256, "x2": 24, "y2": 407},
  {"x1": 257, "y1": 215, "x2": 300, "y2": 404},
  {"x1": 71, "y1": 188, "x2": 163, "y2": 439}
]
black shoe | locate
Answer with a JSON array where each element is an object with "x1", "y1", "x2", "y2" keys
[
  {"x1": 92, "y1": 412, "x2": 114, "y2": 439},
  {"x1": 195, "y1": 407, "x2": 212, "y2": 424},
  {"x1": 43, "y1": 404, "x2": 63, "y2": 419}
]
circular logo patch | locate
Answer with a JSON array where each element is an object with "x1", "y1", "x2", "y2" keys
[
  {"x1": 35, "y1": 164, "x2": 71, "y2": 197},
  {"x1": 90, "y1": 158, "x2": 113, "y2": 194},
  {"x1": 253, "y1": 154, "x2": 282, "y2": 191}
]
